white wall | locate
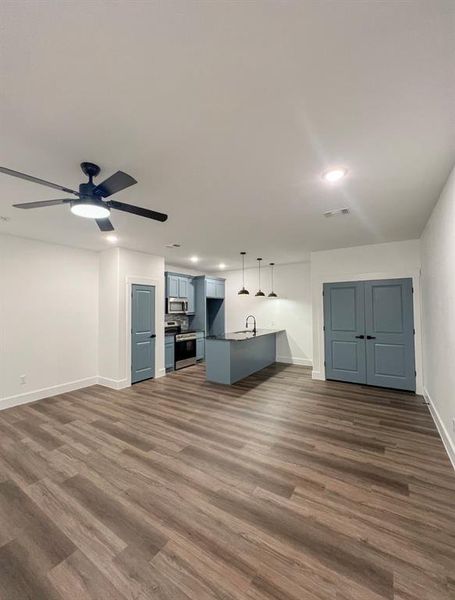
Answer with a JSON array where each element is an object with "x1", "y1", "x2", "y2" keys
[
  {"x1": 421, "y1": 166, "x2": 455, "y2": 466},
  {"x1": 98, "y1": 247, "x2": 121, "y2": 385},
  {"x1": 119, "y1": 248, "x2": 165, "y2": 383},
  {"x1": 98, "y1": 247, "x2": 165, "y2": 388},
  {"x1": 220, "y1": 262, "x2": 313, "y2": 365},
  {"x1": 310, "y1": 240, "x2": 423, "y2": 392},
  {"x1": 0, "y1": 234, "x2": 99, "y2": 408},
  {"x1": 0, "y1": 238, "x2": 166, "y2": 407}
]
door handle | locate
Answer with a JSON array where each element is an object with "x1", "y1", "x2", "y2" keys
[
  {"x1": 366, "y1": 335, "x2": 376, "y2": 339},
  {"x1": 150, "y1": 334, "x2": 156, "y2": 338},
  {"x1": 355, "y1": 335, "x2": 365, "y2": 339}
]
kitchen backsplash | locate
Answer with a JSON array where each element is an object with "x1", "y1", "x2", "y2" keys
[{"x1": 165, "y1": 314, "x2": 189, "y2": 330}]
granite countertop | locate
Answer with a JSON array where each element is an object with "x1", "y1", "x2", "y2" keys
[{"x1": 206, "y1": 329, "x2": 284, "y2": 342}]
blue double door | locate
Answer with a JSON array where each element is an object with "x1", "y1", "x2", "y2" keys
[
  {"x1": 131, "y1": 284, "x2": 156, "y2": 384},
  {"x1": 323, "y1": 278, "x2": 415, "y2": 391}
]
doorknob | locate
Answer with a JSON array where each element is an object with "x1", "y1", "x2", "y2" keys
[
  {"x1": 366, "y1": 335, "x2": 376, "y2": 339},
  {"x1": 355, "y1": 335, "x2": 365, "y2": 339}
]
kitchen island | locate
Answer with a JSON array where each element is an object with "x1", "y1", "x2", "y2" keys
[{"x1": 205, "y1": 329, "x2": 284, "y2": 384}]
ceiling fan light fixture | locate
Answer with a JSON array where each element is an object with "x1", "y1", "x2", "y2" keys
[{"x1": 71, "y1": 201, "x2": 110, "y2": 219}]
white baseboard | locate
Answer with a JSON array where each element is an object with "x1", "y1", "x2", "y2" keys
[
  {"x1": 97, "y1": 377, "x2": 129, "y2": 390},
  {"x1": 276, "y1": 356, "x2": 313, "y2": 367},
  {"x1": 423, "y1": 387, "x2": 455, "y2": 471},
  {"x1": 311, "y1": 370, "x2": 325, "y2": 380},
  {"x1": 0, "y1": 376, "x2": 98, "y2": 412}
]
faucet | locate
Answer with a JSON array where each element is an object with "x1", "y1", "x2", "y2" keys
[{"x1": 245, "y1": 315, "x2": 257, "y2": 335}]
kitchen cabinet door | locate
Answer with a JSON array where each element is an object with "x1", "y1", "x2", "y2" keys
[
  {"x1": 165, "y1": 339, "x2": 175, "y2": 370},
  {"x1": 178, "y1": 276, "x2": 189, "y2": 299},
  {"x1": 196, "y1": 338, "x2": 205, "y2": 361},
  {"x1": 215, "y1": 281, "x2": 225, "y2": 299},
  {"x1": 167, "y1": 275, "x2": 179, "y2": 298},
  {"x1": 206, "y1": 279, "x2": 217, "y2": 298}
]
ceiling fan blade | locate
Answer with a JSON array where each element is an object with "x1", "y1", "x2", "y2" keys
[
  {"x1": 108, "y1": 200, "x2": 168, "y2": 222},
  {"x1": 0, "y1": 166, "x2": 79, "y2": 196},
  {"x1": 96, "y1": 218, "x2": 115, "y2": 232},
  {"x1": 13, "y1": 198, "x2": 73, "y2": 209},
  {"x1": 93, "y1": 171, "x2": 137, "y2": 198}
]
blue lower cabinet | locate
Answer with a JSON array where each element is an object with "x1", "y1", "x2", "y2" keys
[
  {"x1": 196, "y1": 338, "x2": 205, "y2": 361},
  {"x1": 165, "y1": 338, "x2": 175, "y2": 370}
]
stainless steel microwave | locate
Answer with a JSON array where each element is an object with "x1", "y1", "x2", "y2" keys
[{"x1": 166, "y1": 297, "x2": 188, "y2": 314}]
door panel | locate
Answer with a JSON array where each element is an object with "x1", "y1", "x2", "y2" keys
[
  {"x1": 324, "y1": 282, "x2": 366, "y2": 384},
  {"x1": 167, "y1": 275, "x2": 179, "y2": 298},
  {"x1": 215, "y1": 281, "x2": 225, "y2": 299},
  {"x1": 365, "y1": 279, "x2": 415, "y2": 391},
  {"x1": 132, "y1": 284, "x2": 155, "y2": 384},
  {"x1": 178, "y1": 276, "x2": 188, "y2": 299},
  {"x1": 206, "y1": 279, "x2": 217, "y2": 298}
]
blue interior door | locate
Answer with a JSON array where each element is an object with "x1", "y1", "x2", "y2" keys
[
  {"x1": 131, "y1": 284, "x2": 155, "y2": 384},
  {"x1": 364, "y1": 278, "x2": 415, "y2": 391},
  {"x1": 323, "y1": 282, "x2": 367, "y2": 384}
]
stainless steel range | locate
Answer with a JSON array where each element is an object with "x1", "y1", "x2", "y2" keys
[
  {"x1": 165, "y1": 320, "x2": 197, "y2": 370},
  {"x1": 174, "y1": 331, "x2": 197, "y2": 369}
]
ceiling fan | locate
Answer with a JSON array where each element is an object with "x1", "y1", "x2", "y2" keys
[{"x1": 0, "y1": 162, "x2": 168, "y2": 231}]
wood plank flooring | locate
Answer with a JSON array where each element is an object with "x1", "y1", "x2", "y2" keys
[{"x1": 0, "y1": 363, "x2": 454, "y2": 600}]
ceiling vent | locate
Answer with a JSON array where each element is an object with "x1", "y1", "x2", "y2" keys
[{"x1": 323, "y1": 208, "x2": 350, "y2": 218}]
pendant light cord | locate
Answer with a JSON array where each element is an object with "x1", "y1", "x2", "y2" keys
[{"x1": 242, "y1": 253, "x2": 245, "y2": 287}]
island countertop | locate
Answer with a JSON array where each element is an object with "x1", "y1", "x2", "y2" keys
[
  {"x1": 205, "y1": 329, "x2": 285, "y2": 384},
  {"x1": 206, "y1": 328, "x2": 284, "y2": 342}
]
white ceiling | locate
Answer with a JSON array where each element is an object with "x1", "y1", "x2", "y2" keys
[{"x1": 1, "y1": 1, "x2": 454, "y2": 271}]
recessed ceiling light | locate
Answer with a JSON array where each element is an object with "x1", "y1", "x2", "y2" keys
[
  {"x1": 219, "y1": 263, "x2": 226, "y2": 269},
  {"x1": 322, "y1": 167, "x2": 348, "y2": 183},
  {"x1": 105, "y1": 234, "x2": 118, "y2": 243},
  {"x1": 190, "y1": 256, "x2": 199, "y2": 263}
]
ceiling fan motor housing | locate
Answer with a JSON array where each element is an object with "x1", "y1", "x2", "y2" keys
[
  {"x1": 79, "y1": 181, "x2": 101, "y2": 199},
  {"x1": 80, "y1": 162, "x2": 101, "y2": 179}
]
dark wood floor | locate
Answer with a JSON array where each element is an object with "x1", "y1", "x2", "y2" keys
[{"x1": 0, "y1": 364, "x2": 454, "y2": 600}]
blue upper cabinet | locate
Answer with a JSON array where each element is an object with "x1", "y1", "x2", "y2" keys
[
  {"x1": 206, "y1": 278, "x2": 225, "y2": 299},
  {"x1": 187, "y1": 278, "x2": 195, "y2": 314},
  {"x1": 166, "y1": 272, "x2": 192, "y2": 299},
  {"x1": 178, "y1": 276, "x2": 188, "y2": 299},
  {"x1": 215, "y1": 280, "x2": 225, "y2": 299},
  {"x1": 206, "y1": 278, "x2": 217, "y2": 298},
  {"x1": 167, "y1": 274, "x2": 180, "y2": 298}
]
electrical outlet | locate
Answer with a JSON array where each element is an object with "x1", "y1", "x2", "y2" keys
[{"x1": 20, "y1": 375, "x2": 26, "y2": 385}]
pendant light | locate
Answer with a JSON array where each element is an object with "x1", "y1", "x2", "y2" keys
[
  {"x1": 255, "y1": 258, "x2": 265, "y2": 296},
  {"x1": 268, "y1": 262, "x2": 278, "y2": 297},
  {"x1": 238, "y1": 251, "x2": 249, "y2": 295}
]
